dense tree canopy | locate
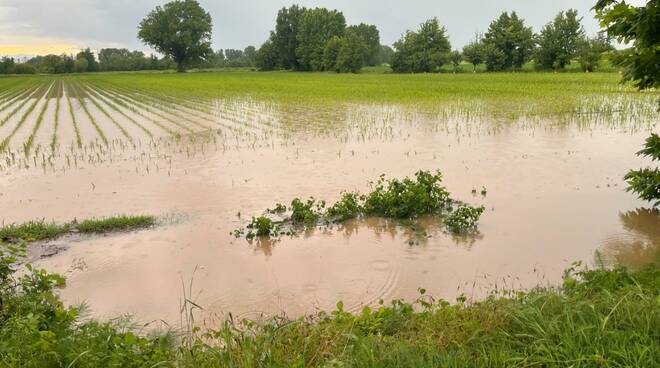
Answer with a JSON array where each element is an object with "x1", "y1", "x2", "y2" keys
[
  {"x1": 271, "y1": 5, "x2": 307, "y2": 70},
  {"x1": 482, "y1": 12, "x2": 535, "y2": 71},
  {"x1": 594, "y1": 0, "x2": 659, "y2": 89},
  {"x1": 390, "y1": 18, "x2": 451, "y2": 73},
  {"x1": 346, "y1": 23, "x2": 381, "y2": 66},
  {"x1": 535, "y1": 10, "x2": 585, "y2": 70},
  {"x1": 295, "y1": 8, "x2": 346, "y2": 71},
  {"x1": 138, "y1": 0, "x2": 213, "y2": 72},
  {"x1": 577, "y1": 34, "x2": 614, "y2": 72}
]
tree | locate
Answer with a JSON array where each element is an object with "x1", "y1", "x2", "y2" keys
[
  {"x1": 346, "y1": 23, "x2": 381, "y2": 66},
  {"x1": 0, "y1": 57, "x2": 16, "y2": 74},
  {"x1": 391, "y1": 18, "x2": 451, "y2": 73},
  {"x1": 462, "y1": 36, "x2": 485, "y2": 72},
  {"x1": 256, "y1": 40, "x2": 279, "y2": 70},
  {"x1": 625, "y1": 134, "x2": 660, "y2": 206},
  {"x1": 323, "y1": 36, "x2": 343, "y2": 71},
  {"x1": 296, "y1": 8, "x2": 346, "y2": 71},
  {"x1": 577, "y1": 33, "x2": 614, "y2": 72},
  {"x1": 482, "y1": 12, "x2": 535, "y2": 71},
  {"x1": 243, "y1": 46, "x2": 257, "y2": 67},
  {"x1": 271, "y1": 5, "x2": 307, "y2": 70},
  {"x1": 336, "y1": 33, "x2": 367, "y2": 73},
  {"x1": 594, "y1": 0, "x2": 659, "y2": 89},
  {"x1": 74, "y1": 58, "x2": 89, "y2": 73},
  {"x1": 449, "y1": 50, "x2": 463, "y2": 72},
  {"x1": 76, "y1": 48, "x2": 99, "y2": 72},
  {"x1": 138, "y1": 0, "x2": 213, "y2": 72},
  {"x1": 535, "y1": 9, "x2": 585, "y2": 70}
]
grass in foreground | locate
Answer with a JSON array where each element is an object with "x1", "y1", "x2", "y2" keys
[
  {"x1": 0, "y1": 240, "x2": 657, "y2": 368},
  {"x1": 0, "y1": 215, "x2": 157, "y2": 243}
]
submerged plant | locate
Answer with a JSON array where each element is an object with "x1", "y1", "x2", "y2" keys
[
  {"x1": 234, "y1": 170, "x2": 486, "y2": 240},
  {"x1": 326, "y1": 192, "x2": 363, "y2": 221},
  {"x1": 363, "y1": 171, "x2": 451, "y2": 218},
  {"x1": 290, "y1": 197, "x2": 325, "y2": 225},
  {"x1": 246, "y1": 216, "x2": 277, "y2": 239},
  {"x1": 442, "y1": 205, "x2": 485, "y2": 234}
]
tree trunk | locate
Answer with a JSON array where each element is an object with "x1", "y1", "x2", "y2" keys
[{"x1": 176, "y1": 62, "x2": 185, "y2": 73}]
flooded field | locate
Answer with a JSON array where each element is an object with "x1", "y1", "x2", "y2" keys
[{"x1": 0, "y1": 73, "x2": 658, "y2": 326}]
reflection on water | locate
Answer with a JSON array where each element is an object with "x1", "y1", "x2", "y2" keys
[
  {"x1": 598, "y1": 208, "x2": 660, "y2": 269},
  {"x1": 250, "y1": 216, "x2": 484, "y2": 257}
]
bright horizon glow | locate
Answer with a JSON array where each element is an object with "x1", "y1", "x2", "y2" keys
[{"x1": 0, "y1": 44, "x2": 79, "y2": 57}]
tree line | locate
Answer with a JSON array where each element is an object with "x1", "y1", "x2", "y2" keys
[{"x1": 0, "y1": 0, "x2": 623, "y2": 75}]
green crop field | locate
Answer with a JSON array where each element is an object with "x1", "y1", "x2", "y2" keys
[{"x1": 0, "y1": 70, "x2": 657, "y2": 159}]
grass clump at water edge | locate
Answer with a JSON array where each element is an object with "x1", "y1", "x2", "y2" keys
[{"x1": 0, "y1": 215, "x2": 157, "y2": 244}]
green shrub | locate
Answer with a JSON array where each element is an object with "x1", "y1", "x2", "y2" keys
[
  {"x1": 246, "y1": 216, "x2": 276, "y2": 238},
  {"x1": 326, "y1": 191, "x2": 363, "y2": 221},
  {"x1": 363, "y1": 170, "x2": 451, "y2": 218},
  {"x1": 290, "y1": 197, "x2": 325, "y2": 225},
  {"x1": 442, "y1": 205, "x2": 485, "y2": 234}
]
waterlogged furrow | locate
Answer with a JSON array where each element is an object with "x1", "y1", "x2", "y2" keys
[
  {"x1": 71, "y1": 80, "x2": 134, "y2": 143},
  {"x1": 81, "y1": 84, "x2": 154, "y2": 139},
  {"x1": 63, "y1": 82, "x2": 83, "y2": 148},
  {"x1": 102, "y1": 85, "x2": 215, "y2": 133},
  {"x1": 0, "y1": 84, "x2": 44, "y2": 124},
  {"x1": 95, "y1": 86, "x2": 199, "y2": 134},
  {"x1": 51, "y1": 80, "x2": 63, "y2": 151},
  {"x1": 23, "y1": 84, "x2": 54, "y2": 154},
  {"x1": 0, "y1": 83, "x2": 53, "y2": 151},
  {"x1": 0, "y1": 83, "x2": 27, "y2": 103},
  {"x1": 85, "y1": 85, "x2": 178, "y2": 138},
  {"x1": 67, "y1": 79, "x2": 109, "y2": 145},
  {"x1": 110, "y1": 85, "x2": 269, "y2": 135}
]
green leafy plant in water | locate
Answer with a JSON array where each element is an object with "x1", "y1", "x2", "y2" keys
[
  {"x1": 290, "y1": 197, "x2": 326, "y2": 225},
  {"x1": 442, "y1": 205, "x2": 485, "y2": 234},
  {"x1": 267, "y1": 203, "x2": 287, "y2": 214},
  {"x1": 234, "y1": 171, "x2": 485, "y2": 240},
  {"x1": 246, "y1": 216, "x2": 277, "y2": 239},
  {"x1": 326, "y1": 192, "x2": 364, "y2": 221},
  {"x1": 363, "y1": 170, "x2": 451, "y2": 218},
  {"x1": 625, "y1": 133, "x2": 660, "y2": 206}
]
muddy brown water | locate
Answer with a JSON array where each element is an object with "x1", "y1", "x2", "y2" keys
[{"x1": 0, "y1": 96, "x2": 659, "y2": 326}]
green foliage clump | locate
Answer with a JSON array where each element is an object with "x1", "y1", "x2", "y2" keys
[
  {"x1": 326, "y1": 192, "x2": 364, "y2": 221},
  {"x1": 363, "y1": 171, "x2": 451, "y2": 218},
  {"x1": 246, "y1": 216, "x2": 276, "y2": 239},
  {"x1": 138, "y1": 0, "x2": 214, "y2": 72},
  {"x1": 295, "y1": 8, "x2": 346, "y2": 71},
  {"x1": 442, "y1": 205, "x2": 486, "y2": 234},
  {"x1": 594, "y1": 0, "x2": 660, "y2": 90},
  {"x1": 391, "y1": 18, "x2": 451, "y2": 73},
  {"x1": 577, "y1": 33, "x2": 614, "y2": 72},
  {"x1": 625, "y1": 133, "x2": 660, "y2": 206},
  {"x1": 535, "y1": 9, "x2": 585, "y2": 70},
  {"x1": 290, "y1": 197, "x2": 326, "y2": 225},
  {"x1": 482, "y1": 12, "x2": 535, "y2": 71},
  {"x1": 234, "y1": 171, "x2": 484, "y2": 240}
]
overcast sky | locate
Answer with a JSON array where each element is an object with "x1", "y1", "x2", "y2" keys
[{"x1": 0, "y1": 0, "x2": 645, "y2": 57}]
